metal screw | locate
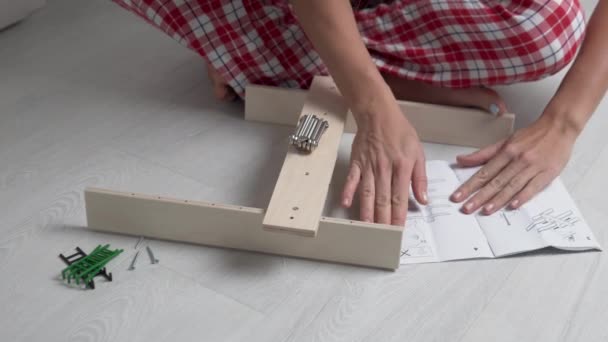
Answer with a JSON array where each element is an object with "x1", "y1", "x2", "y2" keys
[
  {"x1": 306, "y1": 116, "x2": 318, "y2": 139},
  {"x1": 128, "y1": 251, "x2": 139, "y2": 271},
  {"x1": 134, "y1": 236, "x2": 143, "y2": 249},
  {"x1": 309, "y1": 119, "x2": 324, "y2": 149},
  {"x1": 305, "y1": 118, "x2": 319, "y2": 151},
  {"x1": 290, "y1": 115, "x2": 307, "y2": 144},
  {"x1": 299, "y1": 115, "x2": 314, "y2": 148},
  {"x1": 313, "y1": 119, "x2": 323, "y2": 139},
  {"x1": 295, "y1": 115, "x2": 306, "y2": 135},
  {"x1": 291, "y1": 116, "x2": 302, "y2": 147},
  {"x1": 146, "y1": 246, "x2": 159, "y2": 264}
]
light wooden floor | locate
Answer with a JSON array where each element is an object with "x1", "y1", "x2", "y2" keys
[{"x1": 1, "y1": 1, "x2": 607, "y2": 341}]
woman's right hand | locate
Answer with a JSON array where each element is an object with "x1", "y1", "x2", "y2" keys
[
  {"x1": 290, "y1": 0, "x2": 427, "y2": 225},
  {"x1": 341, "y1": 84, "x2": 428, "y2": 226}
]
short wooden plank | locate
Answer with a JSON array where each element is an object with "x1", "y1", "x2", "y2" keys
[
  {"x1": 85, "y1": 187, "x2": 403, "y2": 269},
  {"x1": 245, "y1": 83, "x2": 515, "y2": 148},
  {"x1": 245, "y1": 86, "x2": 308, "y2": 127},
  {"x1": 262, "y1": 76, "x2": 347, "y2": 237}
]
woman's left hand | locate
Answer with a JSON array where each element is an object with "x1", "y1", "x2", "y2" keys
[{"x1": 450, "y1": 113, "x2": 579, "y2": 214}]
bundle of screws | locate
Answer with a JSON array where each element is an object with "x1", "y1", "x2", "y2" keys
[{"x1": 289, "y1": 114, "x2": 329, "y2": 152}]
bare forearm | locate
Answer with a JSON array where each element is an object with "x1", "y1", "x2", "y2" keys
[
  {"x1": 545, "y1": 0, "x2": 608, "y2": 134},
  {"x1": 290, "y1": 0, "x2": 392, "y2": 116}
]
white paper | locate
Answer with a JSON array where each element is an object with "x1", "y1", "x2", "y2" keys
[{"x1": 400, "y1": 161, "x2": 601, "y2": 264}]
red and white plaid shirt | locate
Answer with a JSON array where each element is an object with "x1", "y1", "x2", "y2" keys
[{"x1": 113, "y1": 0, "x2": 585, "y2": 96}]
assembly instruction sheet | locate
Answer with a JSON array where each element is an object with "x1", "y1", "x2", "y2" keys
[{"x1": 401, "y1": 160, "x2": 601, "y2": 264}]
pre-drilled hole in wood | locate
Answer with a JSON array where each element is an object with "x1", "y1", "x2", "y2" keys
[
  {"x1": 292, "y1": 206, "x2": 299, "y2": 211},
  {"x1": 290, "y1": 216, "x2": 294, "y2": 219},
  {"x1": 305, "y1": 172, "x2": 310, "y2": 176}
]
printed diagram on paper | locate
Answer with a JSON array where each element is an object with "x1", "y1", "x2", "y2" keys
[
  {"x1": 527, "y1": 209, "x2": 579, "y2": 233},
  {"x1": 401, "y1": 176, "x2": 455, "y2": 262},
  {"x1": 408, "y1": 178, "x2": 452, "y2": 223},
  {"x1": 400, "y1": 161, "x2": 601, "y2": 264},
  {"x1": 497, "y1": 208, "x2": 520, "y2": 226},
  {"x1": 402, "y1": 219, "x2": 435, "y2": 259}
]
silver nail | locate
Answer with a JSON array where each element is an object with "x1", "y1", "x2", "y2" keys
[
  {"x1": 128, "y1": 251, "x2": 139, "y2": 270},
  {"x1": 146, "y1": 246, "x2": 159, "y2": 264},
  {"x1": 134, "y1": 236, "x2": 143, "y2": 249}
]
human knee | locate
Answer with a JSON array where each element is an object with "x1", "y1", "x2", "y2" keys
[{"x1": 511, "y1": 0, "x2": 586, "y2": 80}]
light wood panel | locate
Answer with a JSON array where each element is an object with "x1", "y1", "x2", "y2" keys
[
  {"x1": 85, "y1": 187, "x2": 403, "y2": 269},
  {"x1": 245, "y1": 84, "x2": 515, "y2": 147},
  {"x1": 262, "y1": 76, "x2": 347, "y2": 237}
]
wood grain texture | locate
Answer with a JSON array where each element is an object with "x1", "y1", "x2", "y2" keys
[
  {"x1": 1, "y1": 0, "x2": 607, "y2": 341},
  {"x1": 245, "y1": 84, "x2": 515, "y2": 147},
  {"x1": 263, "y1": 76, "x2": 347, "y2": 236},
  {"x1": 85, "y1": 187, "x2": 403, "y2": 269}
]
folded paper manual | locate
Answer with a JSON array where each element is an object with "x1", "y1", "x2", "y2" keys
[{"x1": 400, "y1": 161, "x2": 602, "y2": 264}]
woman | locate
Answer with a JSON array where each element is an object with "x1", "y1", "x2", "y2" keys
[{"x1": 114, "y1": 0, "x2": 607, "y2": 226}]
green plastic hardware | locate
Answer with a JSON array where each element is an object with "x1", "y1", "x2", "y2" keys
[{"x1": 61, "y1": 244, "x2": 123, "y2": 288}]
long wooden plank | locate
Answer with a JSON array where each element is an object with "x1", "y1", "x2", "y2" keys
[
  {"x1": 245, "y1": 84, "x2": 515, "y2": 148},
  {"x1": 85, "y1": 187, "x2": 403, "y2": 270},
  {"x1": 262, "y1": 76, "x2": 347, "y2": 237}
]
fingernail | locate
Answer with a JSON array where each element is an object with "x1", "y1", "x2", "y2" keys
[
  {"x1": 452, "y1": 191, "x2": 462, "y2": 201},
  {"x1": 464, "y1": 202, "x2": 474, "y2": 212},
  {"x1": 422, "y1": 192, "x2": 428, "y2": 203},
  {"x1": 489, "y1": 103, "x2": 500, "y2": 116},
  {"x1": 342, "y1": 198, "x2": 350, "y2": 206},
  {"x1": 484, "y1": 203, "x2": 494, "y2": 213},
  {"x1": 510, "y1": 199, "x2": 519, "y2": 208}
]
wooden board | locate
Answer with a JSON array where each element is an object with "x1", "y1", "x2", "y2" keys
[
  {"x1": 85, "y1": 187, "x2": 403, "y2": 270},
  {"x1": 262, "y1": 76, "x2": 347, "y2": 237},
  {"x1": 7, "y1": 1, "x2": 608, "y2": 339},
  {"x1": 245, "y1": 84, "x2": 515, "y2": 148}
]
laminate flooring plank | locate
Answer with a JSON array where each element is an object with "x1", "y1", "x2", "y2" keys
[
  {"x1": 281, "y1": 262, "x2": 517, "y2": 341},
  {"x1": 572, "y1": 141, "x2": 608, "y2": 209},
  {"x1": 108, "y1": 103, "x2": 291, "y2": 208},
  {"x1": 561, "y1": 97, "x2": 608, "y2": 190},
  {"x1": 0, "y1": 4, "x2": 223, "y2": 227},
  {"x1": 455, "y1": 200, "x2": 605, "y2": 342},
  {"x1": 0, "y1": 149, "x2": 212, "y2": 266},
  {"x1": 557, "y1": 206, "x2": 608, "y2": 342},
  {"x1": 1, "y1": 0, "x2": 607, "y2": 341},
  {"x1": 0, "y1": 150, "x2": 263, "y2": 341},
  {"x1": 4, "y1": 264, "x2": 263, "y2": 342}
]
